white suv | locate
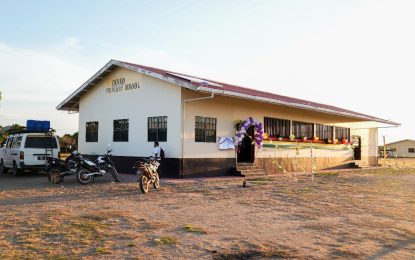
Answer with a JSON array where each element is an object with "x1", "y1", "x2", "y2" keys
[{"x1": 0, "y1": 133, "x2": 60, "y2": 176}]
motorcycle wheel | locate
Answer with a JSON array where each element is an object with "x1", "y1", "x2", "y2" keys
[
  {"x1": 153, "y1": 172, "x2": 160, "y2": 189},
  {"x1": 49, "y1": 168, "x2": 63, "y2": 184},
  {"x1": 76, "y1": 169, "x2": 93, "y2": 185},
  {"x1": 139, "y1": 174, "x2": 150, "y2": 193},
  {"x1": 111, "y1": 168, "x2": 121, "y2": 182}
]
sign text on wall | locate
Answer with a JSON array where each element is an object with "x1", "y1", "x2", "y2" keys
[{"x1": 106, "y1": 77, "x2": 140, "y2": 94}]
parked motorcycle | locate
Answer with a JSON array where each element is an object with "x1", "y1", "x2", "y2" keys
[
  {"x1": 133, "y1": 156, "x2": 160, "y2": 193},
  {"x1": 76, "y1": 145, "x2": 121, "y2": 185},
  {"x1": 45, "y1": 151, "x2": 81, "y2": 184}
]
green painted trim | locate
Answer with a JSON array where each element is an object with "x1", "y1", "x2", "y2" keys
[
  {"x1": 263, "y1": 144, "x2": 277, "y2": 148},
  {"x1": 262, "y1": 141, "x2": 353, "y2": 151}
]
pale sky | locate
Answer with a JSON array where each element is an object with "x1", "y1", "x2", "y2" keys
[{"x1": 0, "y1": 0, "x2": 414, "y2": 144}]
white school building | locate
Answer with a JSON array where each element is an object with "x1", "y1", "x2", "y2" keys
[{"x1": 57, "y1": 60, "x2": 399, "y2": 177}]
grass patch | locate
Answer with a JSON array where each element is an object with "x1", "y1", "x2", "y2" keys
[
  {"x1": 372, "y1": 168, "x2": 415, "y2": 175},
  {"x1": 95, "y1": 247, "x2": 109, "y2": 254},
  {"x1": 298, "y1": 187, "x2": 314, "y2": 193},
  {"x1": 63, "y1": 219, "x2": 108, "y2": 245},
  {"x1": 315, "y1": 172, "x2": 339, "y2": 178},
  {"x1": 154, "y1": 236, "x2": 179, "y2": 246},
  {"x1": 11, "y1": 214, "x2": 109, "y2": 257},
  {"x1": 184, "y1": 224, "x2": 207, "y2": 234}
]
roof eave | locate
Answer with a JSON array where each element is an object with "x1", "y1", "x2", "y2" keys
[
  {"x1": 56, "y1": 59, "x2": 198, "y2": 111},
  {"x1": 56, "y1": 60, "x2": 116, "y2": 111},
  {"x1": 196, "y1": 86, "x2": 400, "y2": 126},
  {"x1": 385, "y1": 139, "x2": 415, "y2": 146},
  {"x1": 56, "y1": 59, "x2": 400, "y2": 127}
]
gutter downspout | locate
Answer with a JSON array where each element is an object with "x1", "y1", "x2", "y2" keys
[{"x1": 181, "y1": 92, "x2": 215, "y2": 178}]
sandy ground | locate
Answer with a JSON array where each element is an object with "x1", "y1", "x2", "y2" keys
[{"x1": 0, "y1": 167, "x2": 414, "y2": 259}]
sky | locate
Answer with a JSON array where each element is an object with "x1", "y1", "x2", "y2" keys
[{"x1": 0, "y1": 0, "x2": 414, "y2": 144}]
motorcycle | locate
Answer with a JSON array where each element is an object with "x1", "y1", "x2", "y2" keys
[
  {"x1": 133, "y1": 156, "x2": 160, "y2": 193},
  {"x1": 76, "y1": 144, "x2": 121, "y2": 185},
  {"x1": 45, "y1": 151, "x2": 81, "y2": 184}
]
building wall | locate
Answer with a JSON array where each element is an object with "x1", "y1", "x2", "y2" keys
[
  {"x1": 78, "y1": 67, "x2": 183, "y2": 158},
  {"x1": 387, "y1": 140, "x2": 415, "y2": 157},
  {"x1": 181, "y1": 89, "x2": 380, "y2": 171},
  {"x1": 75, "y1": 67, "x2": 381, "y2": 177},
  {"x1": 336, "y1": 122, "x2": 379, "y2": 166}
]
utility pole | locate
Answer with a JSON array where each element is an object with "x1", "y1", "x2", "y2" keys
[{"x1": 383, "y1": 135, "x2": 387, "y2": 165}]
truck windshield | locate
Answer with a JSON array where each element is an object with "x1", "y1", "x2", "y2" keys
[{"x1": 24, "y1": 136, "x2": 58, "y2": 149}]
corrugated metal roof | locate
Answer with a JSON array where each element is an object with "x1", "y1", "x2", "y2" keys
[
  {"x1": 385, "y1": 139, "x2": 415, "y2": 146},
  {"x1": 57, "y1": 59, "x2": 399, "y2": 126}
]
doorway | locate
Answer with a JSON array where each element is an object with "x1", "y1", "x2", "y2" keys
[
  {"x1": 237, "y1": 126, "x2": 255, "y2": 163},
  {"x1": 352, "y1": 135, "x2": 361, "y2": 160}
]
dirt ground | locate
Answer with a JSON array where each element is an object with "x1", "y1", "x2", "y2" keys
[{"x1": 0, "y1": 166, "x2": 414, "y2": 259}]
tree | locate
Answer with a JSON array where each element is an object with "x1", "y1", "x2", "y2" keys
[
  {"x1": 58, "y1": 132, "x2": 78, "y2": 153},
  {"x1": 0, "y1": 124, "x2": 24, "y2": 143}
]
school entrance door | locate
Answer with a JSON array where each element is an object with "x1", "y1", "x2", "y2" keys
[{"x1": 237, "y1": 126, "x2": 255, "y2": 163}]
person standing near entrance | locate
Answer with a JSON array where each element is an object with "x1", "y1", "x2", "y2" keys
[
  {"x1": 152, "y1": 141, "x2": 164, "y2": 176},
  {"x1": 153, "y1": 141, "x2": 165, "y2": 160},
  {"x1": 153, "y1": 142, "x2": 161, "y2": 159}
]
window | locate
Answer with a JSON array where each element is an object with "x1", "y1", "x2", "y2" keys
[
  {"x1": 6, "y1": 138, "x2": 13, "y2": 149},
  {"x1": 195, "y1": 116, "x2": 217, "y2": 142},
  {"x1": 316, "y1": 124, "x2": 333, "y2": 140},
  {"x1": 11, "y1": 136, "x2": 23, "y2": 148},
  {"x1": 408, "y1": 148, "x2": 415, "y2": 153},
  {"x1": 113, "y1": 119, "x2": 129, "y2": 142},
  {"x1": 264, "y1": 117, "x2": 290, "y2": 138},
  {"x1": 335, "y1": 127, "x2": 350, "y2": 140},
  {"x1": 292, "y1": 121, "x2": 314, "y2": 139},
  {"x1": 25, "y1": 136, "x2": 58, "y2": 149},
  {"x1": 148, "y1": 116, "x2": 167, "y2": 142},
  {"x1": 86, "y1": 121, "x2": 98, "y2": 142}
]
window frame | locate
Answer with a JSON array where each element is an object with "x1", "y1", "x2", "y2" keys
[
  {"x1": 316, "y1": 124, "x2": 333, "y2": 140},
  {"x1": 335, "y1": 126, "x2": 351, "y2": 141},
  {"x1": 6, "y1": 137, "x2": 14, "y2": 149},
  {"x1": 408, "y1": 148, "x2": 415, "y2": 153},
  {"x1": 147, "y1": 116, "x2": 168, "y2": 142},
  {"x1": 113, "y1": 119, "x2": 129, "y2": 142},
  {"x1": 11, "y1": 136, "x2": 23, "y2": 149},
  {"x1": 264, "y1": 117, "x2": 290, "y2": 138},
  {"x1": 195, "y1": 116, "x2": 217, "y2": 143},
  {"x1": 292, "y1": 121, "x2": 314, "y2": 139},
  {"x1": 85, "y1": 121, "x2": 99, "y2": 143},
  {"x1": 24, "y1": 136, "x2": 58, "y2": 149}
]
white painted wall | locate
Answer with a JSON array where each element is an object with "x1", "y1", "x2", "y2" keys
[
  {"x1": 76, "y1": 66, "x2": 379, "y2": 165},
  {"x1": 387, "y1": 140, "x2": 415, "y2": 157},
  {"x1": 78, "y1": 67, "x2": 182, "y2": 157}
]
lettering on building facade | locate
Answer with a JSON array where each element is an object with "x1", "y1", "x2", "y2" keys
[{"x1": 106, "y1": 77, "x2": 140, "y2": 94}]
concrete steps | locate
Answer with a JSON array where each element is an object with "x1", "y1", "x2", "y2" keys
[
  {"x1": 236, "y1": 163, "x2": 267, "y2": 178},
  {"x1": 352, "y1": 160, "x2": 370, "y2": 169}
]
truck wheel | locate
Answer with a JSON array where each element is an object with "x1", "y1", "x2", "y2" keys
[
  {"x1": 12, "y1": 162, "x2": 21, "y2": 177},
  {"x1": 0, "y1": 160, "x2": 8, "y2": 174}
]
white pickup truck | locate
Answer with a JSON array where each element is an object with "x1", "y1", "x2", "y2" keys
[{"x1": 0, "y1": 132, "x2": 60, "y2": 176}]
